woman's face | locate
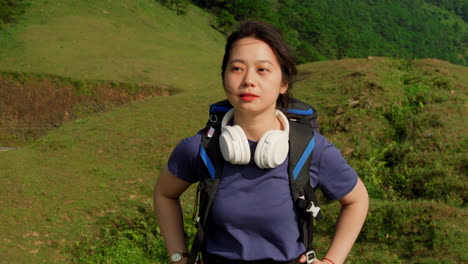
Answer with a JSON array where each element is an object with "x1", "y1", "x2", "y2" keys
[{"x1": 223, "y1": 37, "x2": 288, "y2": 115}]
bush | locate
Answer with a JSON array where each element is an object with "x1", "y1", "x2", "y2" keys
[
  {"x1": 154, "y1": 0, "x2": 189, "y2": 15},
  {"x1": 70, "y1": 205, "x2": 168, "y2": 263},
  {"x1": 0, "y1": 0, "x2": 29, "y2": 26},
  {"x1": 356, "y1": 200, "x2": 467, "y2": 262},
  {"x1": 314, "y1": 200, "x2": 467, "y2": 263},
  {"x1": 351, "y1": 63, "x2": 464, "y2": 205}
]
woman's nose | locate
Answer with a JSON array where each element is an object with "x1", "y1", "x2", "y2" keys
[
  {"x1": 243, "y1": 79, "x2": 254, "y2": 87},
  {"x1": 242, "y1": 70, "x2": 255, "y2": 87}
]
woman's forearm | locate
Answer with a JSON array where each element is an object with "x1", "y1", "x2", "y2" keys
[
  {"x1": 154, "y1": 191, "x2": 188, "y2": 254},
  {"x1": 153, "y1": 167, "x2": 192, "y2": 257},
  {"x1": 323, "y1": 178, "x2": 369, "y2": 264}
]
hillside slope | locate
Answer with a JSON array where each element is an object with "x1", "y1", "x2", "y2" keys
[
  {"x1": 0, "y1": 0, "x2": 225, "y2": 90},
  {"x1": 296, "y1": 57, "x2": 467, "y2": 203}
]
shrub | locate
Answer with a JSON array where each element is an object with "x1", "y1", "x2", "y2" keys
[
  {"x1": 0, "y1": 0, "x2": 29, "y2": 26},
  {"x1": 70, "y1": 205, "x2": 168, "y2": 263},
  {"x1": 352, "y1": 63, "x2": 463, "y2": 204},
  {"x1": 357, "y1": 200, "x2": 466, "y2": 262}
]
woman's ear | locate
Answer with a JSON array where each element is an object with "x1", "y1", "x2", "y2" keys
[{"x1": 280, "y1": 82, "x2": 288, "y2": 94}]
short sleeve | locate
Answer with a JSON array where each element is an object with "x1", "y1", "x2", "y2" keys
[
  {"x1": 167, "y1": 132, "x2": 203, "y2": 183},
  {"x1": 309, "y1": 133, "x2": 358, "y2": 200}
]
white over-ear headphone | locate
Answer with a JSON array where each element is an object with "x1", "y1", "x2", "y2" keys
[{"x1": 219, "y1": 109, "x2": 290, "y2": 169}]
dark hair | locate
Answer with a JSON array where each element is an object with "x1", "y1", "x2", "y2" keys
[{"x1": 221, "y1": 20, "x2": 297, "y2": 108}]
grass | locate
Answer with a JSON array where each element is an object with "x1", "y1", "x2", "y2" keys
[
  {"x1": 0, "y1": 0, "x2": 225, "y2": 89},
  {"x1": 0, "y1": 92, "x2": 209, "y2": 263},
  {"x1": 0, "y1": 0, "x2": 467, "y2": 263}
]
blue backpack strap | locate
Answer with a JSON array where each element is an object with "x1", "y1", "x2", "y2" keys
[{"x1": 199, "y1": 145, "x2": 215, "y2": 179}]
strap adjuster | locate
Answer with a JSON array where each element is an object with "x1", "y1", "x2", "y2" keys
[
  {"x1": 299, "y1": 196, "x2": 321, "y2": 218},
  {"x1": 306, "y1": 250, "x2": 316, "y2": 264}
]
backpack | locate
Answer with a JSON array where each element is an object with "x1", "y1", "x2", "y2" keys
[{"x1": 188, "y1": 98, "x2": 323, "y2": 264}]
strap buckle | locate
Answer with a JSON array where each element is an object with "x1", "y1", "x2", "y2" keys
[
  {"x1": 299, "y1": 196, "x2": 321, "y2": 218},
  {"x1": 306, "y1": 250, "x2": 316, "y2": 264}
]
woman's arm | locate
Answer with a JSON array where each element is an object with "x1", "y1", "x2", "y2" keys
[
  {"x1": 300, "y1": 177, "x2": 369, "y2": 264},
  {"x1": 320, "y1": 177, "x2": 369, "y2": 264},
  {"x1": 153, "y1": 166, "x2": 192, "y2": 263}
]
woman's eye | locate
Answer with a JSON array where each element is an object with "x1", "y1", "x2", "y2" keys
[
  {"x1": 258, "y1": 68, "x2": 269, "y2": 72},
  {"x1": 231, "y1": 66, "x2": 243, "y2": 72}
]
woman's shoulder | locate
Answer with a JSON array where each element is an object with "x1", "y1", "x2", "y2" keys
[
  {"x1": 312, "y1": 132, "x2": 332, "y2": 156},
  {"x1": 312, "y1": 132, "x2": 348, "y2": 165},
  {"x1": 311, "y1": 132, "x2": 358, "y2": 200},
  {"x1": 167, "y1": 130, "x2": 204, "y2": 183},
  {"x1": 171, "y1": 130, "x2": 203, "y2": 159}
]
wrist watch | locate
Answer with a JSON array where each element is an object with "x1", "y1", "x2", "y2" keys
[{"x1": 170, "y1": 252, "x2": 189, "y2": 263}]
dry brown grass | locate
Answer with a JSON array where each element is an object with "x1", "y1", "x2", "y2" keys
[{"x1": 0, "y1": 72, "x2": 174, "y2": 145}]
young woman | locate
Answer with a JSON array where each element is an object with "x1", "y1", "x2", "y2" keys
[{"x1": 154, "y1": 20, "x2": 369, "y2": 264}]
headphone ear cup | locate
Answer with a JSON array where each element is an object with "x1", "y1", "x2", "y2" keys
[
  {"x1": 220, "y1": 125, "x2": 251, "y2": 165},
  {"x1": 255, "y1": 130, "x2": 289, "y2": 169}
]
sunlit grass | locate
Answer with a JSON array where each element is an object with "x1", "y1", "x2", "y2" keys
[{"x1": 0, "y1": 0, "x2": 224, "y2": 89}]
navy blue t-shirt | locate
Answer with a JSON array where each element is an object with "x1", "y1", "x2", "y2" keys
[{"x1": 167, "y1": 131, "x2": 357, "y2": 261}]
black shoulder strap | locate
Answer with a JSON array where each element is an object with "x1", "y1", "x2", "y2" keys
[
  {"x1": 288, "y1": 121, "x2": 322, "y2": 253},
  {"x1": 188, "y1": 101, "x2": 231, "y2": 264},
  {"x1": 198, "y1": 122, "x2": 224, "y2": 225},
  {"x1": 288, "y1": 121, "x2": 315, "y2": 197}
]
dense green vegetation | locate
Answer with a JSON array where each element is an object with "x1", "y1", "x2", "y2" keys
[
  {"x1": 0, "y1": 0, "x2": 466, "y2": 263},
  {"x1": 0, "y1": 0, "x2": 29, "y2": 27},
  {"x1": 193, "y1": 0, "x2": 467, "y2": 65},
  {"x1": 154, "y1": 0, "x2": 190, "y2": 15}
]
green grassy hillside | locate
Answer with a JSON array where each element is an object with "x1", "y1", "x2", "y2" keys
[
  {"x1": 0, "y1": 92, "x2": 215, "y2": 263},
  {"x1": 0, "y1": 0, "x2": 466, "y2": 263},
  {"x1": 0, "y1": 0, "x2": 225, "y2": 90}
]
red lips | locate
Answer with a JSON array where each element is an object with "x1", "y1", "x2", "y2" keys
[{"x1": 240, "y1": 93, "x2": 259, "y2": 101}]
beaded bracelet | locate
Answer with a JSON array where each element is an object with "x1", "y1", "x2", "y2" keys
[{"x1": 323, "y1": 257, "x2": 336, "y2": 264}]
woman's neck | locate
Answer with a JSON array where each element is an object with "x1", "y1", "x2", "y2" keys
[{"x1": 233, "y1": 109, "x2": 282, "y2": 142}]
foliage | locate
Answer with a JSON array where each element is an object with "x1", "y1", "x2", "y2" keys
[
  {"x1": 70, "y1": 204, "x2": 166, "y2": 264},
  {"x1": 192, "y1": 0, "x2": 467, "y2": 65},
  {"x1": 423, "y1": 0, "x2": 468, "y2": 21},
  {"x1": 70, "y1": 201, "x2": 199, "y2": 264},
  {"x1": 154, "y1": 0, "x2": 190, "y2": 15},
  {"x1": 314, "y1": 200, "x2": 467, "y2": 263},
  {"x1": 336, "y1": 59, "x2": 467, "y2": 206},
  {"x1": 0, "y1": 0, "x2": 29, "y2": 27}
]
